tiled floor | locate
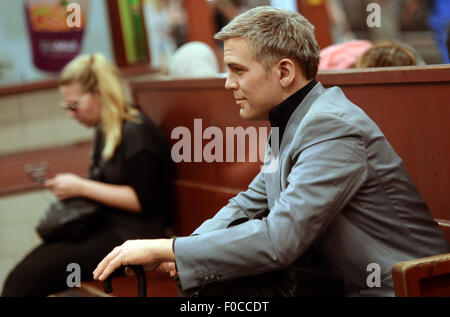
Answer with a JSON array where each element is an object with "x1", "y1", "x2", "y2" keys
[{"x1": 0, "y1": 189, "x2": 56, "y2": 294}]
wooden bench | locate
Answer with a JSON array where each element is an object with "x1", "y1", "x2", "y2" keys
[
  {"x1": 392, "y1": 219, "x2": 450, "y2": 297},
  {"x1": 0, "y1": 141, "x2": 91, "y2": 196},
  {"x1": 2, "y1": 65, "x2": 449, "y2": 296}
]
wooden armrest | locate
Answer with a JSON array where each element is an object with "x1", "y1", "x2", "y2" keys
[
  {"x1": 436, "y1": 218, "x2": 450, "y2": 244},
  {"x1": 392, "y1": 253, "x2": 450, "y2": 297}
]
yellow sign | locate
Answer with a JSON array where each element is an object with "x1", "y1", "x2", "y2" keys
[{"x1": 306, "y1": 0, "x2": 324, "y2": 6}]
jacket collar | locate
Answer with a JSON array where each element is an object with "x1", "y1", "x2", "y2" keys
[
  {"x1": 268, "y1": 81, "x2": 324, "y2": 159},
  {"x1": 269, "y1": 79, "x2": 318, "y2": 145}
]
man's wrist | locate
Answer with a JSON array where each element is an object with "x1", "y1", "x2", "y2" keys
[
  {"x1": 172, "y1": 237, "x2": 178, "y2": 271},
  {"x1": 155, "y1": 238, "x2": 175, "y2": 262}
]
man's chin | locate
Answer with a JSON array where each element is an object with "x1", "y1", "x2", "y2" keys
[
  {"x1": 239, "y1": 109, "x2": 265, "y2": 121},
  {"x1": 239, "y1": 109, "x2": 254, "y2": 120}
]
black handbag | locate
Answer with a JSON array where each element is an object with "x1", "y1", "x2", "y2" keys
[
  {"x1": 36, "y1": 129, "x2": 105, "y2": 243},
  {"x1": 36, "y1": 197, "x2": 104, "y2": 243}
]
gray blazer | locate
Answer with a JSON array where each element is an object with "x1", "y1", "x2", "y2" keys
[{"x1": 174, "y1": 82, "x2": 449, "y2": 296}]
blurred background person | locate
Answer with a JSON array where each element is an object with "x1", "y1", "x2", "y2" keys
[
  {"x1": 143, "y1": 0, "x2": 188, "y2": 72},
  {"x1": 319, "y1": 39, "x2": 373, "y2": 70},
  {"x1": 326, "y1": 0, "x2": 355, "y2": 43},
  {"x1": 425, "y1": 0, "x2": 449, "y2": 63},
  {"x1": 168, "y1": 41, "x2": 220, "y2": 77},
  {"x1": 447, "y1": 25, "x2": 450, "y2": 58},
  {"x1": 1, "y1": 53, "x2": 172, "y2": 297},
  {"x1": 366, "y1": 0, "x2": 403, "y2": 42},
  {"x1": 356, "y1": 41, "x2": 423, "y2": 67},
  {"x1": 212, "y1": 0, "x2": 271, "y2": 34},
  {"x1": 213, "y1": 0, "x2": 242, "y2": 33},
  {"x1": 319, "y1": 39, "x2": 426, "y2": 70},
  {"x1": 403, "y1": 0, "x2": 450, "y2": 63}
]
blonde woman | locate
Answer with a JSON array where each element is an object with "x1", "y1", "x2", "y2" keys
[{"x1": 2, "y1": 54, "x2": 172, "y2": 297}]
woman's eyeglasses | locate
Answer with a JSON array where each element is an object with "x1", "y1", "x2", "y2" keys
[{"x1": 59, "y1": 93, "x2": 89, "y2": 111}]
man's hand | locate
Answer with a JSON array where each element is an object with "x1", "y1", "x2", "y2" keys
[
  {"x1": 157, "y1": 262, "x2": 178, "y2": 277},
  {"x1": 125, "y1": 262, "x2": 178, "y2": 278},
  {"x1": 93, "y1": 239, "x2": 175, "y2": 281}
]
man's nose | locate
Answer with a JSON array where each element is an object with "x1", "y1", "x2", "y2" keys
[{"x1": 225, "y1": 75, "x2": 238, "y2": 90}]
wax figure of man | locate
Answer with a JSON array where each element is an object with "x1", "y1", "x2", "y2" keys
[{"x1": 94, "y1": 6, "x2": 449, "y2": 296}]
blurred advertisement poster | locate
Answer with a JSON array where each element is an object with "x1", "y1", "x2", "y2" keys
[{"x1": 24, "y1": 0, "x2": 89, "y2": 72}]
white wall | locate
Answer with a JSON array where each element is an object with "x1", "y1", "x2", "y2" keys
[
  {"x1": 0, "y1": 0, "x2": 114, "y2": 86},
  {"x1": 0, "y1": 88, "x2": 94, "y2": 155},
  {"x1": 270, "y1": 0, "x2": 298, "y2": 12}
]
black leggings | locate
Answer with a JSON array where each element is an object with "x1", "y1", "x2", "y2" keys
[{"x1": 2, "y1": 229, "x2": 124, "y2": 297}]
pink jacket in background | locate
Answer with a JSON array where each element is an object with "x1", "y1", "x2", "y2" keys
[{"x1": 319, "y1": 40, "x2": 373, "y2": 70}]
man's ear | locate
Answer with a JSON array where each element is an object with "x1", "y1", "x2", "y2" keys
[{"x1": 278, "y1": 58, "x2": 296, "y2": 88}]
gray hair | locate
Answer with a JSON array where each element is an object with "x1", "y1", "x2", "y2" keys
[
  {"x1": 215, "y1": 6, "x2": 320, "y2": 80},
  {"x1": 169, "y1": 41, "x2": 220, "y2": 77}
]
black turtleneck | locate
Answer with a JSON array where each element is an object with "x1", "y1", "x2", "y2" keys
[{"x1": 269, "y1": 79, "x2": 317, "y2": 145}]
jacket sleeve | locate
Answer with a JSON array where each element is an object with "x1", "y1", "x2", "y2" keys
[
  {"x1": 173, "y1": 113, "x2": 368, "y2": 291},
  {"x1": 191, "y1": 170, "x2": 269, "y2": 235}
]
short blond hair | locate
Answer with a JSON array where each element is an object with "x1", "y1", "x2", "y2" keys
[{"x1": 215, "y1": 6, "x2": 320, "y2": 80}]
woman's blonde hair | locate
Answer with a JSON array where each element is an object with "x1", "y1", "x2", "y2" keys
[
  {"x1": 214, "y1": 6, "x2": 320, "y2": 80},
  {"x1": 59, "y1": 53, "x2": 138, "y2": 160}
]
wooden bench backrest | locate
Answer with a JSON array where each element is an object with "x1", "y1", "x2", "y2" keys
[{"x1": 131, "y1": 65, "x2": 450, "y2": 235}]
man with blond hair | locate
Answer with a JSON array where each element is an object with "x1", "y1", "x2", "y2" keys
[{"x1": 94, "y1": 6, "x2": 448, "y2": 297}]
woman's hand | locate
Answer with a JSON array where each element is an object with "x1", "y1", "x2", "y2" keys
[
  {"x1": 44, "y1": 173, "x2": 85, "y2": 200},
  {"x1": 45, "y1": 175, "x2": 142, "y2": 213}
]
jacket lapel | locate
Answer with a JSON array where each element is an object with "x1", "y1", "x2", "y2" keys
[{"x1": 264, "y1": 82, "x2": 325, "y2": 207}]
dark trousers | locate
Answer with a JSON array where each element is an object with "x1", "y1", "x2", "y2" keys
[{"x1": 1, "y1": 229, "x2": 124, "y2": 297}]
